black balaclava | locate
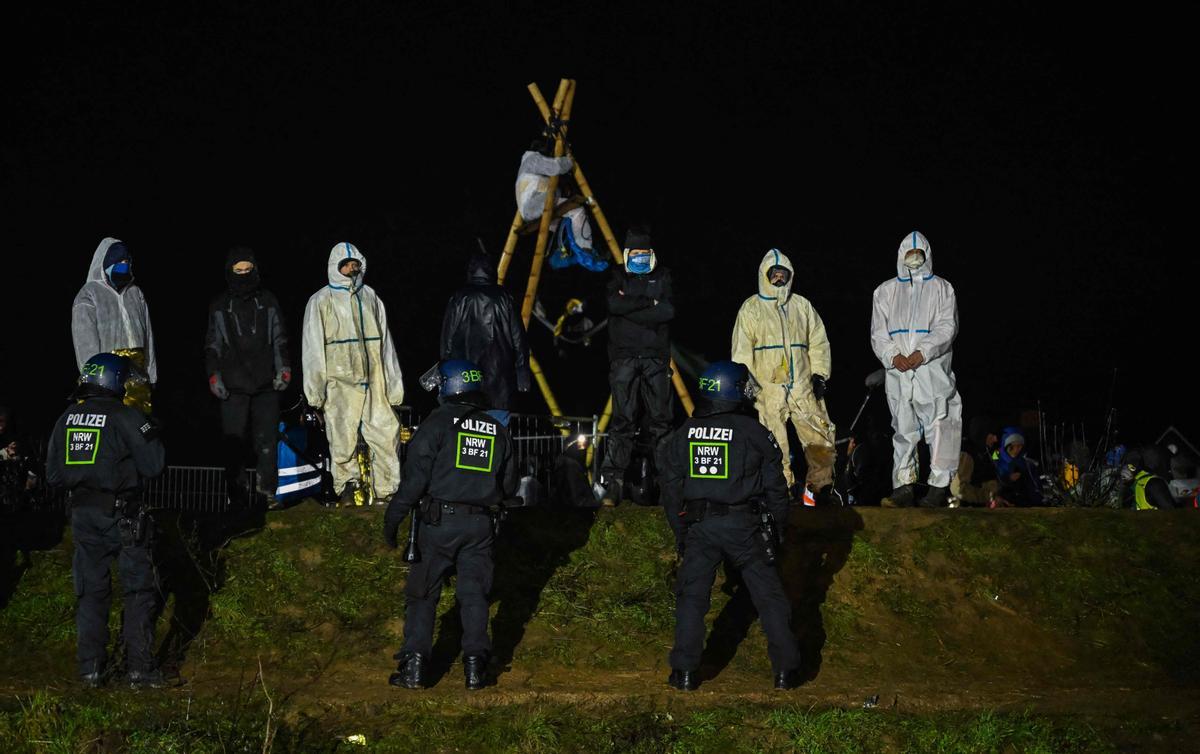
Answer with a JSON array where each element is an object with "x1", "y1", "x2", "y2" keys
[
  {"x1": 104, "y1": 241, "x2": 133, "y2": 290},
  {"x1": 466, "y1": 251, "x2": 496, "y2": 285},
  {"x1": 225, "y1": 246, "x2": 261, "y2": 297}
]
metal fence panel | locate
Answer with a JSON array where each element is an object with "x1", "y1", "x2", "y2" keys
[{"x1": 13, "y1": 411, "x2": 603, "y2": 514}]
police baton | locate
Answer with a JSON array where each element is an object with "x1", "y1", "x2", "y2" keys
[{"x1": 403, "y1": 513, "x2": 421, "y2": 564}]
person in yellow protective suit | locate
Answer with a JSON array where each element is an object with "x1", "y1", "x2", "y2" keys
[
  {"x1": 302, "y1": 243, "x2": 405, "y2": 505},
  {"x1": 732, "y1": 249, "x2": 837, "y2": 502}
]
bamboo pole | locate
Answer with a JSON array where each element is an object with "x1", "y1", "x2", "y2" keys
[
  {"x1": 516, "y1": 197, "x2": 588, "y2": 235},
  {"x1": 520, "y1": 79, "x2": 572, "y2": 328},
  {"x1": 501, "y1": 80, "x2": 561, "y2": 286},
  {"x1": 497, "y1": 209, "x2": 524, "y2": 285},
  {"x1": 500, "y1": 81, "x2": 558, "y2": 285},
  {"x1": 670, "y1": 363, "x2": 695, "y2": 415},
  {"x1": 528, "y1": 352, "x2": 565, "y2": 419},
  {"x1": 585, "y1": 395, "x2": 613, "y2": 469}
]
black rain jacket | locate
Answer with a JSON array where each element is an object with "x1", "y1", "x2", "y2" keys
[
  {"x1": 45, "y1": 395, "x2": 165, "y2": 509},
  {"x1": 440, "y1": 254, "x2": 531, "y2": 410},
  {"x1": 384, "y1": 398, "x2": 518, "y2": 527},
  {"x1": 657, "y1": 401, "x2": 789, "y2": 545}
]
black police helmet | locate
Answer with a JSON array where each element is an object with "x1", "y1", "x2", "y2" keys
[
  {"x1": 74, "y1": 353, "x2": 133, "y2": 399},
  {"x1": 419, "y1": 360, "x2": 486, "y2": 401},
  {"x1": 696, "y1": 360, "x2": 760, "y2": 404}
]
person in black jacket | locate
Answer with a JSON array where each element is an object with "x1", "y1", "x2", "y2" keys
[
  {"x1": 383, "y1": 360, "x2": 517, "y2": 690},
  {"x1": 657, "y1": 360, "x2": 799, "y2": 691},
  {"x1": 204, "y1": 248, "x2": 291, "y2": 506},
  {"x1": 46, "y1": 354, "x2": 167, "y2": 689},
  {"x1": 600, "y1": 227, "x2": 675, "y2": 505},
  {"x1": 439, "y1": 252, "x2": 531, "y2": 412}
]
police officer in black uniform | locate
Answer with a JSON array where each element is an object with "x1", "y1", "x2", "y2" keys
[
  {"x1": 383, "y1": 359, "x2": 516, "y2": 690},
  {"x1": 45, "y1": 353, "x2": 167, "y2": 689},
  {"x1": 658, "y1": 360, "x2": 800, "y2": 690}
]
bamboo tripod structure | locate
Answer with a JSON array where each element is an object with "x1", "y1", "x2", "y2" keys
[{"x1": 499, "y1": 79, "x2": 694, "y2": 449}]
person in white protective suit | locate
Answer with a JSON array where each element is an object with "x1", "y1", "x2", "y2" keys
[
  {"x1": 302, "y1": 242, "x2": 405, "y2": 504},
  {"x1": 514, "y1": 136, "x2": 594, "y2": 254},
  {"x1": 870, "y1": 231, "x2": 962, "y2": 508},
  {"x1": 732, "y1": 249, "x2": 838, "y2": 503},
  {"x1": 71, "y1": 237, "x2": 157, "y2": 413}
]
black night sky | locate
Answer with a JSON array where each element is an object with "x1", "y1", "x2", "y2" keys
[{"x1": 2, "y1": 2, "x2": 1191, "y2": 463}]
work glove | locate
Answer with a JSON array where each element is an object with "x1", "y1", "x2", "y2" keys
[
  {"x1": 209, "y1": 373, "x2": 229, "y2": 400},
  {"x1": 383, "y1": 520, "x2": 400, "y2": 549},
  {"x1": 273, "y1": 369, "x2": 291, "y2": 391},
  {"x1": 383, "y1": 499, "x2": 410, "y2": 548},
  {"x1": 811, "y1": 375, "x2": 827, "y2": 401}
]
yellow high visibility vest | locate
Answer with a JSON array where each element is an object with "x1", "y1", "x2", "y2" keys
[{"x1": 1133, "y1": 471, "x2": 1159, "y2": 511}]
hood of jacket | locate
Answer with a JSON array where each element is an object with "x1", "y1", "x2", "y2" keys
[
  {"x1": 327, "y1": 242, "x2": 367, "y2": 292},
  {"x1": 225, "y1": 246, "x2": 261, "y2": 295},
  {"x1": 467, "y1": 252, "x2": 496, "y2": 285},
  {"x1": 996, "y1": 426, "x2": 1027, "y2": 474},
  {"x1": 895, "y1": 231, "x2": 934, "y2": 282},
  {"x1": 87, "y1": 237, "x2": 132, "y2": 292},
  {"x1": 757, "y1": 248, "x2": 794, "y2": 304}
]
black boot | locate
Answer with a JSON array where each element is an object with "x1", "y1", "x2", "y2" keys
[
  {"x1": 881, "y1": 484, "x2": 916, "y2": 507},
  {"x1": 388, "y1": 651, "x2": 425, "y2": 689},
  {"x1": 79, "y1": 660, "x2": 105, "y2": 689},
  {"x1": 464, "y1": 655, "x2": 489, "y2": 690},
  {"x1": 774, "y1": 669, "x2": 801, "y2": 690},
  {"x1": 601, "y1": 479, "x2": 623, "y2": 508},
  {"x1": 337, "y1": 481, "x2": 359, "y2": 508},
  {"x1": 128, "y1": 668, "x2": 168, "y2": 690},
  {"x1": 668, "y1": 669, "x2": 698, "y2": 691},
  {"x1": 814, "y1": 485, "x2": 844, "y2": 507},
  {"x1": 920, "y1": 486, "x2": 949, "y2": 508}
]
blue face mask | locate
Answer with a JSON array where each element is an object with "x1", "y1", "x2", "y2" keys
[
  {"x1": 626, "y1": 253, "x2": 652, "y2": 275},
  {"x1": 106, "y1": 261, "x2": 133, "y2": 289}
]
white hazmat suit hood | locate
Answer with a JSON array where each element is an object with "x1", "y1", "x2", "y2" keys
[
  {"x1": 71, "y1": 237, "x2": 157, "y2": 384},
  {"x1": 870, "y1": 231, "x2": 962, "y2": 488},
  {"x1": 302, "y1": 242, "x2": 405, "y2": 499}
]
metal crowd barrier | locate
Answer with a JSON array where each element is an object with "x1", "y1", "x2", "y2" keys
[
  {"x1": 505, "y1": 412, "x2": 604, "y2": 489},
  {"x1": 144, "y1": 466, "x2": 259, "y2": 514},
  {"x1": 13, "y1": 411, "x2": 604, "y2": 516}
]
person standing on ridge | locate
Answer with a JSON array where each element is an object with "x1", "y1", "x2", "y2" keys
[
  {"x1": 870, "y1": 231, "x2": 962, "y2": 508},
  {"x1": 302, "y1": 242, "x2": 405, "y2": 506},
  {"x1": 205, "y1": 247, "x2": 291, "y2": 507},
  {"x1": 732, "y1": 248, "x2": 837, "y2": 504},
  {"x1": 599, "y1": 227, "x2": 675, "y2": 506}
]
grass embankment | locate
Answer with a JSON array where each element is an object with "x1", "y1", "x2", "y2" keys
[
  {"x1": 1, "y1": 691, "x2": 1125, "y2": 752},
  {"x1": 2, "y1": 502, "x2": 1197, "y2": 751}
]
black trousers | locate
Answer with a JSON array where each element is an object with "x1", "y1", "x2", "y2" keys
[
  {"x1": 220, "y1": 390, "x2": 279, "y2": 500},
  {"x1": 71, "y1": 505, "x2": 159, "y2": 675},
  {"x1": 671, "y1": 509, "x2": 797, "y2": 674},
  {"x1": 401, "y1": 506, "x2": 495, "y2": 658},
  {"x1": 602, "y1": 356, "x2": 672, "y2": 479}
]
